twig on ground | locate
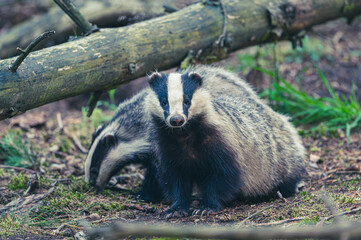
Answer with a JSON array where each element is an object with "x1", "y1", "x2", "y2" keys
[
  {"x1": 23, "y1": 174, "x2": 39, "y2": 196},
  {"x1": 70, "y1": 134, "x2": 88, "y2": 153},
  {"x1": 1, "y1": 185, "x2": 56, "y2": 215},
  {"x1": 238, "y1": 205, "x2": 273, "y2": 226},
  {"x1": 324, "y1": 206, "x2": 361, "y2": 221},
  {"x1": 254, "y1": 206, "x2": 361, "y2": 227},
  {"x1": 53, "y1": 220, "x2": 85, "y2": 234},
  {"x1": 332, "y1": 171, "x2": 361, "y2": 175},
  {"x1": 0, "y1": 164, "x2": 38, "y2": 173},
  {"x1": 254, "y1": 217, "x2": 306, "y2": 226},
  {"x1": 53, "y1": 224, "x2": 66, "y2": 234},
  {"x1": 56, "y1": 112, "x2": 64, "y2": 133},
  {"x1": 277, "y1": 190, "x2": 287, "y2": 202}
]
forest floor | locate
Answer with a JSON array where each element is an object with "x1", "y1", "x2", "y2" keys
[{"x1": 1, "y1": 3, "x2": 361, "y2": 240}]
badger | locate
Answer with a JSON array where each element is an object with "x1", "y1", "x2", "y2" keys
[
  {"x1": 145, "y1": 65, "x2": 307, "y2": 216},
  {"x1": 84, "y1": 90, "x2": 162, "y2": 202}
]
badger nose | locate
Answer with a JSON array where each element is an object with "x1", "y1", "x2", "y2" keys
[{"x1": 169, "y1": 115, "x2": 185, "y2": 127}]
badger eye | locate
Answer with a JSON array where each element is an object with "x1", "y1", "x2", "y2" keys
[
  {"x1": 184, "y1": 98, "x2": 190, "y2": 106},
  {"x1": 161, "y1": 99, "x2": 168, "y2": 107}
]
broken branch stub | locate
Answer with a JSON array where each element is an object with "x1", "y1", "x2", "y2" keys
[
  {"x1": 53, "y1": 0, "x2": 98, "y2": 35},
  {"x1": 8, "y1": 31, "x2": 55, "y2": 72}
]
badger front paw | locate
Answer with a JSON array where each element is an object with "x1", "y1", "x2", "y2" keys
[
  {"x1": 193, "y1": 208, "x2": 216, "y2": 216},
  {"x1": 191, "y1": 208, "x2": 217, "y2": 216},
  {"x1": 164, "y1": 204, "x2": 190, "y2": 219}
]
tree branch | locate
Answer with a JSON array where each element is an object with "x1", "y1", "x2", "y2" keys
[
  {"x1": 8, "y1": 31, "x2": 55, "y2": 72},
  {"x1": 0, "y1": 164, "x2": 39, "y2": 173},
  {"x1": 53, "y1": 0, "x2": 98, "y2": 35}
]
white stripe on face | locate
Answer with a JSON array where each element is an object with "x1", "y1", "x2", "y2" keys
[
  {"x1": 84, "y1": 122, "x2": 117, "y2": 182},
  {"x1": 167, "y1": 73, "x2": 184, "y2": 118}
]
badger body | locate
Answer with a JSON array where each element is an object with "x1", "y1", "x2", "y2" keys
[
  {"x1": 146, "y1": 65, "x2": 307, "y2": 213},
  {"x1": 84, "y1": 90, "x2": 162, "y2": 202}
]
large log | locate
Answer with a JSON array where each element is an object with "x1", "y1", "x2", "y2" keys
[
  {"x1": 0, "y1": 0, "x2": 171, "y2": 59},
  {"x1": 1, "y1": 0, "x2": 361, "y2": 120}
]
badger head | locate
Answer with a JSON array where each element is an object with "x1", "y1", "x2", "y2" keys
[
  {"x1": 84, "y1": 121, "x2": 150, "y2": 193},
  {"x1": 147, "y1": 71, "x2": 208, "y2": 128}
]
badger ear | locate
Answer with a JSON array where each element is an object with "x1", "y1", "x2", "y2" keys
[
  {"x1": 188, "y1": 72, "x2": 203, "y2": 86},
  {"x1": 102, "y1": 133, "x2": 116, "y2": 147},
  {"x1": 148, "y1": 72, "x2": 162, "y2": 87}
]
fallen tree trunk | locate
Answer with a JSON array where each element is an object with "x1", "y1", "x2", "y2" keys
[
  {"x1": 1, "y1": 0, "x2": 361, "y2": 120},
  {"x1": 0, "y1": 0, "x2": 171, "y2": 59}
]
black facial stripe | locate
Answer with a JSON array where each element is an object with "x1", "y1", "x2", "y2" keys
[
  {"x1": 181, "y1": 74, "x2": 201, "y2": 117},
  {"x1": 89, "y1": 139, "x2": 108, "y2": 185},
  {"x1": 91, "y1": 124, "x2": 107, "y2": 145},
  {"x1": 149, "y1": 73, "x2": 169, "y2": 119}
]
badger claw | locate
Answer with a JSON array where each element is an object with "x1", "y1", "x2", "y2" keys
[
  {"x1": 165, "y1": 209, "x2": 189, "y2": 219},
  {"x1": 192, "y1": 208, "x2": 215, "y2": 216},
  {"x1": 192, "y1": 209, "x2": 201, "y2": 216}
]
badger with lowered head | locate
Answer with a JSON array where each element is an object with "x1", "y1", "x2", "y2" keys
[
  {"x1": 84, "y1": 90, "x2": 162, "y2": 202},
  {"x1": 146, "y1": 65, "x2": 307, "y2": 216}
]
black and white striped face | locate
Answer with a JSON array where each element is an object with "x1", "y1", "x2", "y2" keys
[
  {"x1": 84, "y1": 122, "x2": 150, "y2": 192},
  {"x1": 148, "y1": 72, "x2": 203, "y2": 128}
]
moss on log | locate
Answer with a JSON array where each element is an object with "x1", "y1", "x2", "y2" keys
[{"x1": 1, "y1": 0, "x2": 361, "y2": 120}]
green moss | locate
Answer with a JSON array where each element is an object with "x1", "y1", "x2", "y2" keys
[
  {"x1": 52, "y1": 178, "x2": 92, "y2": 200},
  {"x1": 299, "y1": 218, "x2": 320, "y2": 224},
  {"x1": 300, "y1": 191, "x2": 315, "y2": 202},
  {"x1": 8, "y1": 173, "x2": 28, "y2": 190},
  {"x1": 38, "y1": 176, "x2": 52, "y2": 188},
  {"x1": 98, "y1": 202, "x2": 124, "y2": 211}
]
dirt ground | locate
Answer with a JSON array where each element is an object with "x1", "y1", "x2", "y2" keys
[{"x1": 1, "y1": 2, "x2": 361, "y2": 240}]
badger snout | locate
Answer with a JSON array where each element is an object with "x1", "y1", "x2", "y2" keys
[
  {"x1": 167, "y1": 114, "x2": 187, "y2": 128},
  {"x1": 169, "y1": 115, "x2": 185, "y2": 127},
  {"x1": 89, "y1": 167, "x2": 107, "y2": 193},
  {"x1": 89, "y1": 167, "x2": 99, "y2": 187}
]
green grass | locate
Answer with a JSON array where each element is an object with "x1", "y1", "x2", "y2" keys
[
  {"x1": 0, "y1": 213, "x2": 23, "y2": 237},
  {"x1": 0, "y1": 129, "x2": 37, "y2": 168},
  {"x1": 256, "y1": 66, "x2": 361, "y2": 139}
]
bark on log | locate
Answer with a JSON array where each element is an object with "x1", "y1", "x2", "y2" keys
[
  {"x1": 1, "y1": 0, "x2": 361, "y2": 120},
  {"x1": 0, "y1": 0, "x2": 171, "y2": 59}
]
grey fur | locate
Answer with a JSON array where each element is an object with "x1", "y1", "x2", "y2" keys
[
  {"x1": 84, "y1": 89, "x2": 153, "y2": 190},
  {"x1": 146, "y1": 65, "x2": 307, "y2": 200},
  {"x1": 85, "y1": 65, "x2": 307, "y2": 204}
]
